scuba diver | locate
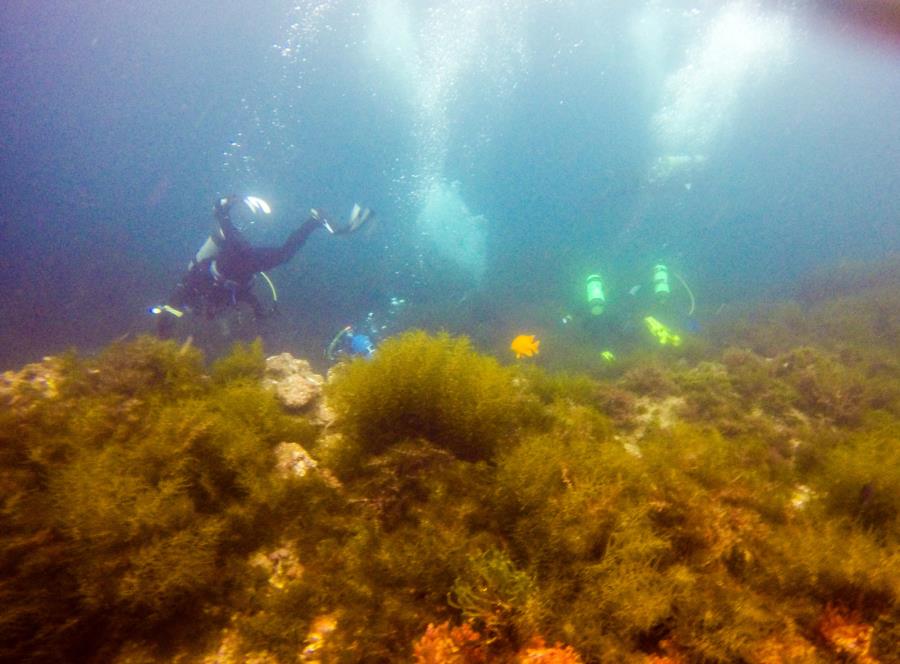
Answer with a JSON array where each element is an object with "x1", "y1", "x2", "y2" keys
[
  {"x1": 153, "y1": 195, "x2": 373, "y2": 339},
  {"x1": 324, "y1": 296, "x2": 408, "y2": 363},
  {"x1": 325, "y1": 325, "x2": 377, "y2": 361},
  {"x1": 563, "y1": 262, "x2": 695, "y2": 360}
]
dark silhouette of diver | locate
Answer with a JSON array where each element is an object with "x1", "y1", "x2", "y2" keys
[{"x1": 154, "y1": 195, "x2": 372, "y2": 339}]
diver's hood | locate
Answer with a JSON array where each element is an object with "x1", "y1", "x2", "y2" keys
[{"x1": 231, "y1": 195, "x2": 280, "y2": 243}]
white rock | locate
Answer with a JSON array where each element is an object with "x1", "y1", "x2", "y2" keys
[{"x1": 263, "y1": 353, "x2": 325, "y2": 411}]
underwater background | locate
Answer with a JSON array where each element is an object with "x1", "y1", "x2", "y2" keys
[
  {"x1": 2, "y1": 2, "x2": 900, "y2": 664},
  {"x1": 0, "y1": 0, "x2": 900, "y2": 664},
  {"x1": 1, "y1": 0, "x2": 898, "y2": 368}
]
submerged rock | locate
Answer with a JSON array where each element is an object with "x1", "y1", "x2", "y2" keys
[
  {"x1": 301, "y1": 614, "x2": 338, "y2": 661},
  {"x1": 199, "y1": 627, "x2": 280, "y2": 664},
  {"x1": 250, "y1": 542, "x2": 304, "y2": 590},
  {"x1": 311, "y1": 397, "x2": 337, "y2": 428},
  {"x1": 634, "y1": 395, "x2": 685, "y2": 432},
  {"x1": 274, "y1": 442, "x2": 319, "y2": 479},
  {"x1": 263, "y1": 353, "x2": 325, "y2": 411},
  {"x1": 274, "y1": 441, "x2": 341, "y2": 489},
  {"x1": 0, "y1": 356, "x2": 63, "y2": 410}
]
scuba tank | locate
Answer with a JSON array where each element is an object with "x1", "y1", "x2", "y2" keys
[
  {"x1": 653, "y1": 263, "x2": 670, "y2": 303},
  {"x1": 586, "y1": 274, "x2": 606, "y2": 316}
]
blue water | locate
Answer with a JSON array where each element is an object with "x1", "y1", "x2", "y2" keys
[{"x1": 1, "y1": 1, "x2": 898, "y2": 370}]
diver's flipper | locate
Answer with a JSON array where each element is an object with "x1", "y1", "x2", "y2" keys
[
  {"x1": 314, "y1": 205, "x2": 373, "y2": 236},
  {"x1": 341, "y1": 204, "x2": 373, "y2": 235}
]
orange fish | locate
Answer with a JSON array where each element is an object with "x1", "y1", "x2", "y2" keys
[{"x1": 510, "y1": 334, "x2": 540, "y2": 359}]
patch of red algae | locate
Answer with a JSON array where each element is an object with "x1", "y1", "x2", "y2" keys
[
  {"x1": 413, "y1": 622, "x2": 486, "y2": 664},
  {"x1": 515, "y1": 637, "x2": 583, "y2": 663},
  {"x1": 818, "y1": 604, "x2": 878, "y2": 664}
]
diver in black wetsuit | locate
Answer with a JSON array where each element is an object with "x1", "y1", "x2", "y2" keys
[{"x1": 154, "y1": 195, "x2": 372, "y2": 339}]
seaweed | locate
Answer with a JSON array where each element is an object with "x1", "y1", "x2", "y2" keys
[
  {"x1": 515, "y1": 365, "x2": 599, "y2": 407},
  {"x1": 775, "y1": 346, "x2": 868, "y2": 424},
  {"x1": 210, "y1": 337, "x2": 267, "y2": 384},
  {"x1": 674, "y1": 361, "x2": 744, "y2": 427},
  {"x1": 813, "y1": 412, "x2": 900, "y2": 536},
  {"x1": 245, "y1": 435, "x2": 503, "y2": 663},
  {"x1": 1, "y1": 263, "x2": 899, "y2": 663},
  {"x1": 413, "y1": 621, "x2": 486, "y2": 663},
  {"x1": 449, "y1": 548, "x2": 536, "y2": 644},
  {"x1": 0, "y1": 337, "x2": 315, "y2": 662},
  {"x1": 325, "y1": 331, "x2": 543, "y2": 463},
  {"x1": 233, "y1": 578, "x2": 320, "y2": 661},
  {"x1": 721, "y1": 346, "x2": 798, "y2": 417},
  {"x1": 619, "y1": 363, "x2": 678, "y2": 398}
]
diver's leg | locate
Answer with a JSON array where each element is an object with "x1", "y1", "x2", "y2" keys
[{"x1": 236, "y1": 287, "x2": 267, "y2": 320}]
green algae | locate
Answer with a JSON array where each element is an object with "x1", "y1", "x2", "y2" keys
[
  {"x1": 814, "y1": 412, "x2": 900, "y2": 536},
  {"x1": 449, "y1": 547, "x2": 536, "y2": 644},
  {"x1": 324, "y1": 330, "x2": 543, "y2": 463},
  {"x1": 210, "y1": 337, "x2": 267, "y2": 385},
  {"x1": 0, "y1": 337, "x2": 317, "y2": 662},
  {"x1": 2, "y1": 262, "x2": 899, "y2": 663}
]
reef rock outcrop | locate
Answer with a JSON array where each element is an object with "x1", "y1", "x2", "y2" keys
[
  {"x1": 262, "y1": 353, "x2": 325, "y2": 411},
  {"x1": 273, "y1": 442, "x2": 319, "y2": 479},
  {"x1": 0, "y1": 356, "x2": 63, "y2": 411}
]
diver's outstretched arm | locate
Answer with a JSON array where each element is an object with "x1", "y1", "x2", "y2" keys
[{"x1": 240, "y1": 216, "x2": 323, "y2": 274}]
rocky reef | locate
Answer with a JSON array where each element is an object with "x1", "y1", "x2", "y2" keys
[{"x1": 1, "y1": 265, "x2": 898, "y2": 663}]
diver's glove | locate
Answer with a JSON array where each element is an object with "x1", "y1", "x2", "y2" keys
[
  {"x1": 214, "y1": 194, "x2": 239, "y2": 220},
  {"x1": 309, "y1": 208, "x2": 336, "y2": 234}
]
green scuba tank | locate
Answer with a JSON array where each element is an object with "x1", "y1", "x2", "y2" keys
[
  {"x1": 586, "y1": 274, "x2": 606, "y2": 316},
  {"x1": 653, "y1": 263, "x2": 670, "y2": 302}
]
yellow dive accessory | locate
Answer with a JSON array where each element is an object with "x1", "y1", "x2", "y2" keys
[
  {"x1": 644, "y1": 316, "x2": 681, "y2": 346},
  {"x1": 150, "y1": 305, "x2": 184, "y2": 318}
]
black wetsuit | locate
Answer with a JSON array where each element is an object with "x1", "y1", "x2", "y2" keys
[{"x1": 157, "y1": 199, "x2": 322, "y2": 338}]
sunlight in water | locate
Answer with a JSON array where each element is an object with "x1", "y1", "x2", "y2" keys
[{"x1": 652, "y1": 1, "x2": 792, "y2": 161}]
